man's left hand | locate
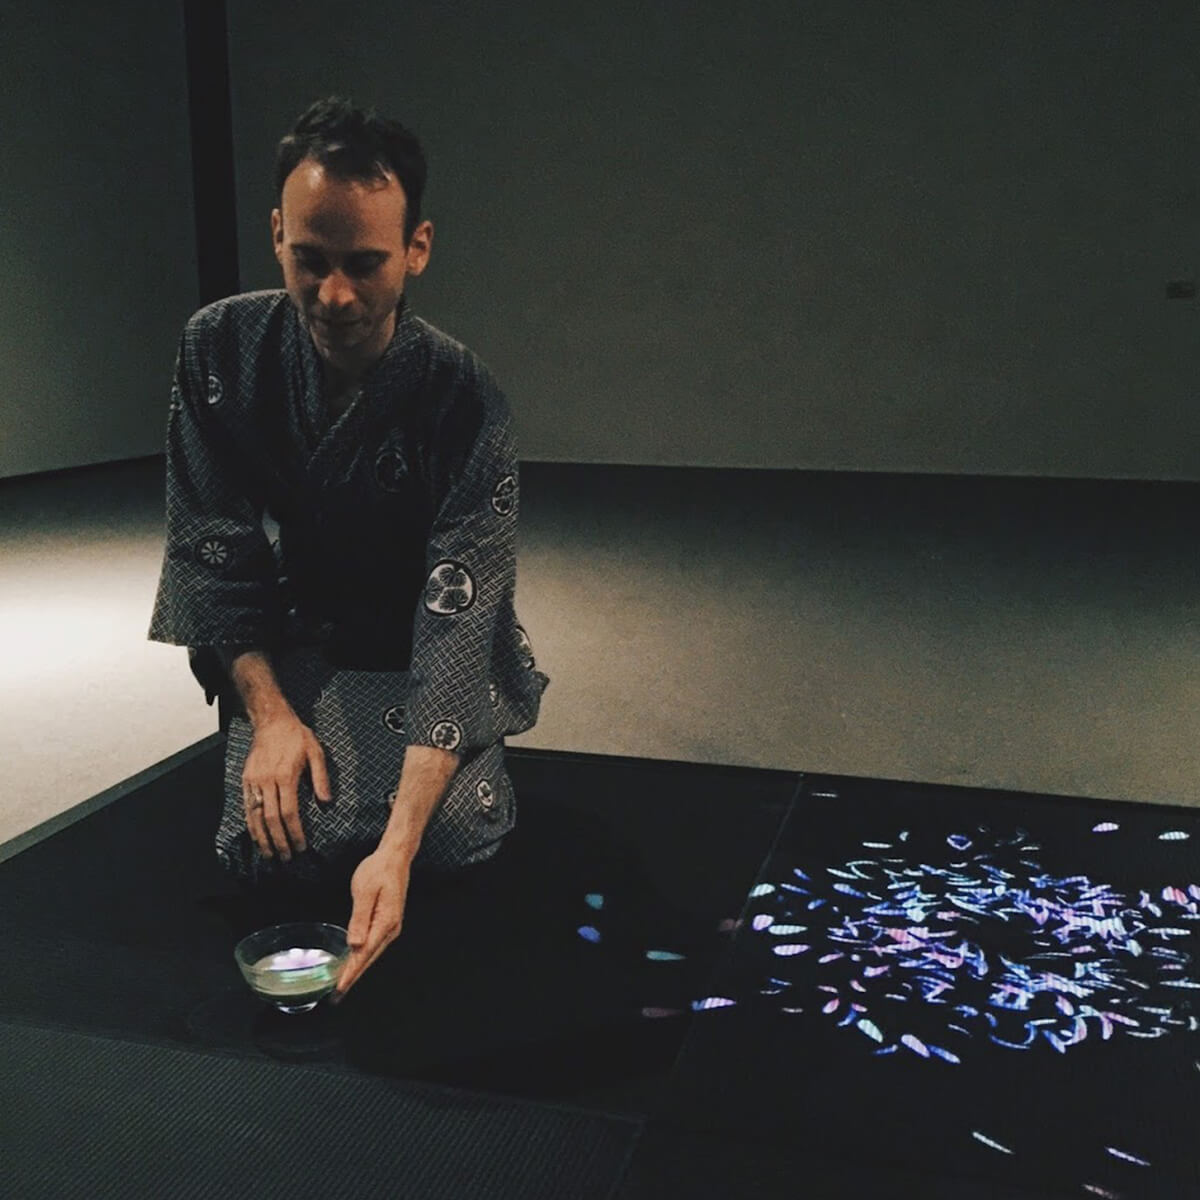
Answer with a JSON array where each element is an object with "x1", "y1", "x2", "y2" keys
[{"x1": 333, "y1": 848, "x2": 412, "y2": 1000}]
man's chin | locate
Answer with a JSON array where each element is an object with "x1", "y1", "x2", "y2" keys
[
  {"x1": 312, "y1": 316, "x2": 363, "y2": 335},
  {"x1": 310, "y1": 319, "x2": 370, "y2": 354}
]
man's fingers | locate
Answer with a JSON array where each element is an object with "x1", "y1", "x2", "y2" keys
[
  {"x1": 249, "y1": 808, "x2": 271, "y2": 858},
  {"x1": 279, "y1": 777, "x2": 306, "y2": 855},
  {"x1": 243, "y1": 779, "x2": 272, "y2": 858},
  {"x1": 336, "y1": 949, "x2": 374, "y2": 997},
  {"x1": 336, "y1": 889, "x2": 394, "y2": 995},
  {"x1": 336, "y1": 932, "x2": 374, "y2": 995},
  {"x1": 337, "y1": 921, "x2": 399, "y2": 997},
  {"x1": 309, "y1": 741, "x2": 333, "y2": 803},
  {"x1": 260, "y1": 783, "x2": 292, "y2": 860},
  {"x1": 346, "y1": 886, "x2": 378, "y2": 950},
  {"x1": 358, "y1": 930, "x2": 396, "y2": 977}
]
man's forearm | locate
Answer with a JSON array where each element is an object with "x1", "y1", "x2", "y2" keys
[
  {"x1": 378, "y1": 745, "x2": 460, "y2": 863},
  {"x1": 217, "y1": 646, "x2": 295, "y2": 728}
]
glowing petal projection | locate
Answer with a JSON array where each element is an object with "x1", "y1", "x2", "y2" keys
[
  {"x1": 733, "y1": 824, "x2": 1200, "y2": 1063},
  {"x1": 571, "y1": 820, "x2": 1191, "y2": 1200}
]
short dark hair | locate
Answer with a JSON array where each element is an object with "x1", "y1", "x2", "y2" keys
[{"x1": 274, "y1": 96, "x2": 427, "y2": 245}]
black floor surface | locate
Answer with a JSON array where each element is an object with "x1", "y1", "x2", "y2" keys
[{"x1": 2, "y1": 746, "x2": 1198, "y2": 1198}]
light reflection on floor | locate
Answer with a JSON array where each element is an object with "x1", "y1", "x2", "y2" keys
[{"x1": 579, "y1": 815, "x2": 1200, "y2": 1197}]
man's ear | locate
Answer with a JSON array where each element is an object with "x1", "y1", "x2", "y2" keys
[{"x1": 406, "y1": 219, "x2": 434, "y2": 277}]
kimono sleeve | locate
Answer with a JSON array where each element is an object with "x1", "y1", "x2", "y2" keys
[
  {"x1": 147, "y1": 324, "x2": 280, "y2": 649},
  {"x1": 403, "y1": 368, "x2": 520, "y2": 754}
]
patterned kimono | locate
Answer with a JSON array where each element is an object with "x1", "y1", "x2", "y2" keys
[{"x1": 149, "y1": 290, "x2": 549, "y2": 882}]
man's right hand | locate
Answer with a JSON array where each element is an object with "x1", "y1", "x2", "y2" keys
[{"x1": 242, "y1": 714, "x2": 333, "y2": 861}]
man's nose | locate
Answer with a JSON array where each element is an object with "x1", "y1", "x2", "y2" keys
[{"x1": 317, "y1": 271, "x2": 356, "y2": 310}]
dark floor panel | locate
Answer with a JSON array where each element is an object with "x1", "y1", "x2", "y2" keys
[
  {"x1": 0, "y1": 1020, "x2": 636, "y2": 1200},
  {"x1": 0, "y1": 746, "x2": 233, "y2": 946},
  {"x1": 0, "y1": 744, "x2": 795, "y2": 1117},
  {"x1": 648, "y1": 773, "x2": 1200, "y2": 1198},
  {"x1": 613, "y1": 1124, "x2": 1063, "y2": 1200}
]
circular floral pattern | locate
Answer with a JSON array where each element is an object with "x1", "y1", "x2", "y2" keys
[
  {"x1": 206, "y1": 373, "x2": 223, "y2": 406},
  {"x1": 477, "y1": 780, "x2": 496, "y2": 809},
  {"x1": 516, "y1": 625, "x2": 535, "y2": 669},
  {"x1": 374, "y1": 444, "x2": 408, "y2": 492},
  {"x1": 491, "y1": 474, "x2": 517, "y2": 516},
  {"x1": 430, "y1": 720, "x2": 463, "y2": 751},
  {"x1": 488, "y1": 681, "x2": 500, "y2": 707},
  {"x1": 196, "y1": 538, "x2": 229, "y2": 568},
  {"x1": 424, "y1": 561, "x2": 476, "y2": 615},
  {"x1": 169, "y1": 383, "x2": 182, "y2": 413},
  {"x1": 382, "y1": 706, "x2": 406, "y2": 736}
]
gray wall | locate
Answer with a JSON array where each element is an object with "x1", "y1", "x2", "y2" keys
[
  {"x1": 0, "y1": 2, "x2": 198, "y2": 481},
  {"x1": 228, "y1": 1, "x2": 1200, "y2": 478},
  {"x1": 3, "y1": 4, "x2": 1194, "y2": 481}
]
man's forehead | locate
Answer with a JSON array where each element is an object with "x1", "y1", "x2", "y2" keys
[
  {"x1": 283, "y1": 157, "x2": 404, "y2": 202},
  {"x1": 280, "y1": 175, "x2": 408, "y2": 248}
]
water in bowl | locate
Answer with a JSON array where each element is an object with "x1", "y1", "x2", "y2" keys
[{"x1": 252, "y1": 946, "x2": 340, "y2": 1013}]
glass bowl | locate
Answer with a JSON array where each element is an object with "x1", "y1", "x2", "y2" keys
[{"x1": 234, "y1": 922, "x2": 350, "y2": 1014}]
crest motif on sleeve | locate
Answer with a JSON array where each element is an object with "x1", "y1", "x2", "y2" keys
[
  {"x1": 430, "y1": 720, "x2": 463, "y2": 751},
  {"x1": 206, "y1": 373, "x2": 224, "y2": 406},
  {"x1": 491, "y1": 474, "x2": 517, "y2": 516},
  {"x1": 196, "y1": 537, "x2": 229, "y2": 569},
  {"x1": 516, "y1": 625, "x2": 535, "y2": 670},
  {"x1": 424, "y1": 561, "x2": 476, "y2": 615},
  {"x1": 382, "y1": 706, "x2": 406, "y2": 736},
  {"x1": 476, "y1": 780, "x2": 496, "y2": 810},
  {"x1": 169, "y1": 383, "x2": 182, "y2": 413},
  {"x1": 374, "y1": 443, "x2": 409, "y2": 492},
  {"x1": 488, "y1": 681, "x2": 500, "y2": 707}
]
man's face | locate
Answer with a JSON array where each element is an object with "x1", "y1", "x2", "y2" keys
[{"x1": 271, "y1": 158, "x2": 432, "y2": 370}]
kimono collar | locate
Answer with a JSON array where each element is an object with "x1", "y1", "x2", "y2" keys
[{"x1": 285, "y1": 292, "x2": 428, "y2": 485}]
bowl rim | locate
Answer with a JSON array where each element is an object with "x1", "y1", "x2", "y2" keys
[{"x1": 235, "y1": 921, "x2": 350, "y2": 966}]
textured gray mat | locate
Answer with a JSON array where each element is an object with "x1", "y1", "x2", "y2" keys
[
  {"x1": 0, "y1": 1021, "x2": 637, "y2": 1200},
  {"x1": 612, "y1": 1123, "x2": 1055, "y2": 1200}
]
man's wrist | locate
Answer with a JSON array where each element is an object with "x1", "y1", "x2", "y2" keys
[
  {"x1": 378, "y1": 744, "x2": 461, "y2": 861},
  {"x1": 222, "y1": 647, "x2": 296, "y2": 729},
  {"x1": 376, "y1": 831, "x2": 421, "y2": 866}
]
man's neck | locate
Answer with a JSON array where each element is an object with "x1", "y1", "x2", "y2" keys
[{"x1": 317, "y1": 307, "x2": 399, "y2": 407}]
